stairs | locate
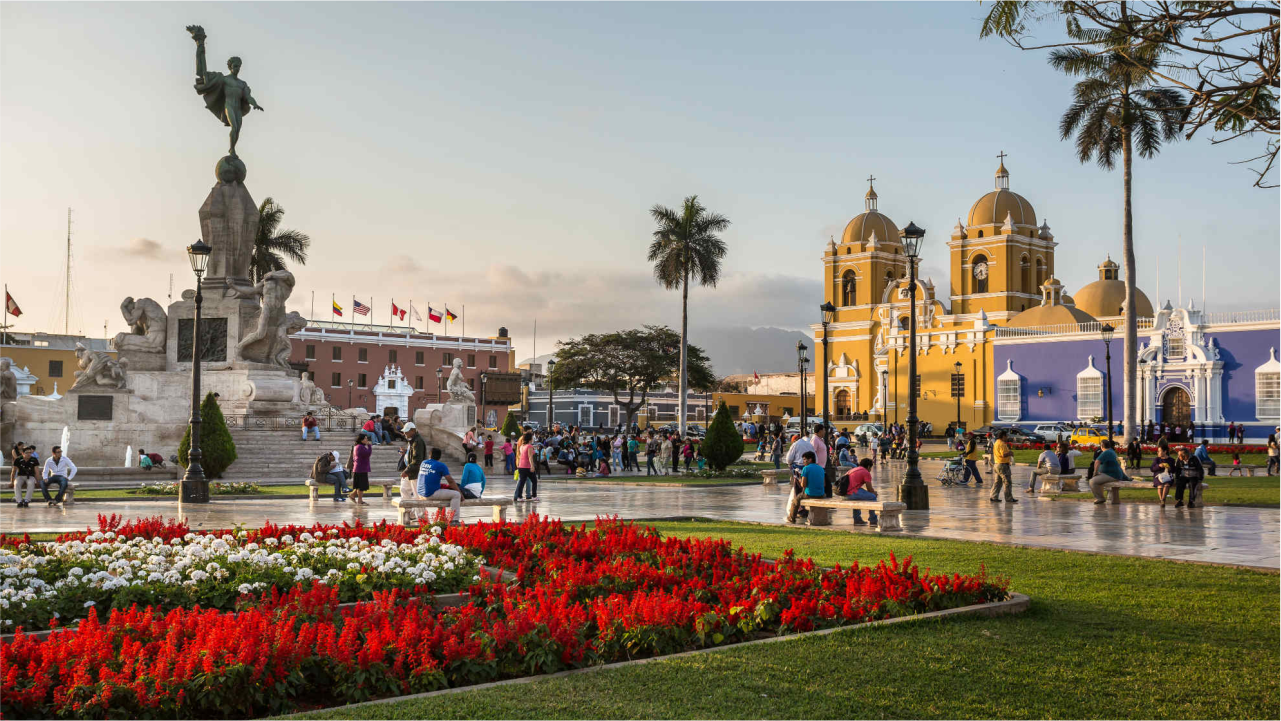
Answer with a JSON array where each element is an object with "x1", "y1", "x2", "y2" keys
[{"x1": 221, "y1": 429, "x2": 465, "y2": 480}]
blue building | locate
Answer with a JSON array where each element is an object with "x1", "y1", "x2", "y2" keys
[{"x1": 522, "y1": 382, "x2": 715, "y2": 430}]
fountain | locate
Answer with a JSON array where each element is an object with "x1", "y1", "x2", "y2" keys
[
  {"x1": 125, "y1": 445, "x2": 133, "y2": 469},
  {"x1": 60, "y1": 426, "x2": 70, "y2": 456}
]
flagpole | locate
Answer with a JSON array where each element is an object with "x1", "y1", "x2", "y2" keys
[
  {"x1": 351, "y1": 295, "x2": 355, "y2": 332},
  {"x1": 461, "y1": 304, "x2": 465, "y2": 338},
  {"x1": 310, "y1": 291, "x2": 314, "y2": 322},
  {"x1": 408, "y1": 299, "x2": 413, "y2": 332}
]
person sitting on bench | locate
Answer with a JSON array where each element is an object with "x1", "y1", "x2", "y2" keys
[
  {"x1": 311, "y1": 450, "x2": 351, "y2": 502},
  {"x1": 785, "y1": 451, "x2": 826, "y2": 523},
  {"x1": 1087, "y1": 439, "x2": 1129, "y2": 504},
  {"x1": 843, "y1": 458, "x2": 878, "y2": 526},
  {"x1": 1193, "y1": 439, "x2": 1217, "y2": 477},
  {"x1": 417, "y1": 447, "x2": 462, "y2": 524},
  {"x1": 460, "y1": 452, "x2": 486, "y2": 499},
  {"x1": 1027, "y1": 444, "x2": 1061, "y2": 493}
]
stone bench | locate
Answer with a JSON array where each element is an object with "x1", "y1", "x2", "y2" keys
[
  {"x1": 392, "y1": 497, "x2": 514, "y2": 525},
  {"x1": 9, "y1": 481, "x2": 79, "y2": 505},
  {"x1": 797, "y1": 497, "x2": 906, "y2": 532},
  {"x1": 1034, "y1": 474, "x2": 1082, "y2": 494},
  {"x1": 1100, "y1": 479, "x2": 1208, "y2": 505},
  {"x1": 1226, "y1": 464, "x2": 1268, "y2": 477},
  {"x1": 760, "y1": 469, "x2": 789, "y2": 486},
  {"x1": 304, "y1": 477, "x2": 400, "y2": 501}
]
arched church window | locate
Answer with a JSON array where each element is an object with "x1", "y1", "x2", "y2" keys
[
  {"x1": 841, "y1": 271, "x2": 856, "y2": 306},
  {"x1": 972, "y1": 255, "x2": 989, "y2": 294},
  {"x1": 1035, "y1": 258, "x2": 1046, "y2": 289},
  {"x1": 1020, "y1": 254, "x2": 1031, "y2": 293},
  {"x1": 977, "y1": 230, "x2": 984, "y2": 238},
  {"x1": 898, "y1": 316, "x2": 910, "y2": 330}
]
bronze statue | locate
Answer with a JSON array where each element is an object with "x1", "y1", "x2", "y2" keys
[{"x1": 187, "y1": 25, "x2": 264, "y2": 159}]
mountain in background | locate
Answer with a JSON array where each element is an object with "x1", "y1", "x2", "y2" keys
[{"x1": 689, "y1": 325, "x2": 811, "y2": 376}]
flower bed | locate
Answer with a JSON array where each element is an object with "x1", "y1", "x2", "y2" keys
[
  {"x1": 126, "y1": 480, "x2": 264, "y2": 496},
  {"x1": 1, "y1": 515, "x2": 1008, "y2": 719},
  {"x1": 0, "y1": 515, "x2": 481, "y2": 632}
]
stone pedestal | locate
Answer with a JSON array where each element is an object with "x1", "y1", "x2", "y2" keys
[
  {"x1": 165, "y1": 292, "x2": 261, "y2": 372},
  {"x1": 118, "y1": 349, "x2": 167, "y2": 372},
  {"x1": 198, "y1": 180, "x2": 258, "y2": 294}
]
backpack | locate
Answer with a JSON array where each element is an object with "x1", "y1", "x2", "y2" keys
[{"x1": 835, "y1": 470, "x2": 852, "y2": 496}]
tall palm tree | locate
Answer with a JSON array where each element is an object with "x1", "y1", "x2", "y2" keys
[
  {"x1": 648, "y1": 196, "x2": 730, "y2": 435},
  {"x1": 1051, "y1": 25, "x2": 1185, "y2": 443},
  {"x1": 250, "y1": 198, "x2": 311, "y2": 284}
]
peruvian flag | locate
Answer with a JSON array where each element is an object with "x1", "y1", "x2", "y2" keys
[
  {"x1": 391, "y1": 302, "x2": 406, "y2": 320},
  {"x1": 5, "y1": 290, "x2": 21, "y2": 317}
]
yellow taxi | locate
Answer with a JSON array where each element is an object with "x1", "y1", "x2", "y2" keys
[{"x1": 1069, "y1": 426, "x2": 1108, "y2": 445}]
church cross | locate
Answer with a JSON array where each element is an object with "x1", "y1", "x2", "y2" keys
[
  {"x1": 996, "y1": 150, "x2": 1007, "y2": 163},
  {"x1": 866, "y1": 174, "x2": 876, "y2": 186}
]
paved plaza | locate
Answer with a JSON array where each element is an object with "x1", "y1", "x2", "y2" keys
[{"x1": 6, "y1": 458, "x2": 1276, "y2": 569}]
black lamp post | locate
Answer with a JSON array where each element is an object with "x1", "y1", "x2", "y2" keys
[
  {"x1": 880, "y1": 367, "x2": 888, "y2": 422},
  {"x1": 181, "y1": 239, "x2": 212, "y2": 505},
  {"x1": 796, "y1": 340, "x2": 809, "y2": 436},
  {"x1": 347, "y1": 378, "x2": 354, "y2": 409},
  {"x1": 546, "y1": 359, "x2": 557, "y2": 429},
  {"x1": 953, "y1": 360, "x2": 963, "y2": 435},
  {"x1": 820, "y1": 301, "x2": 837, "y2": 494},
  {"x1": 1101, "y1": 323, "x2": 1115, "y2": 442},
  {"x1": 480, "y1": 373, "x2": 488, "y2": 427},
  {"x1": 898, "y1": 221, "x2": 929, "y2": 511},
  {"x1": 519, "y1": 369, "x2": 530, "y2": 422},
  {"x1": 435, "y1": 367, "x2": 443, "y2": 404}
]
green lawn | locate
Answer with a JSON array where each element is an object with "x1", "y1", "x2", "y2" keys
[
  {"x1": 71, "y1": 484, "x2": 317, "y2": 499},
  {"x1": 297, "y1": 520, "x2": 1279, "y2": 720},
  {"x1": 921, "y1": 449, "x2": 1273, "y2": 467},
  {"x1": 546, "y1": 476, "x2": 755, "y2": 486},
  {"x1": 1057, "y1": 477, "x2": 1279, "y2": 507}
]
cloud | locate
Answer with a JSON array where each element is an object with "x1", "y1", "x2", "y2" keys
[{"x1": 117, "y1": 237, "x2": 165, "y2": 259}]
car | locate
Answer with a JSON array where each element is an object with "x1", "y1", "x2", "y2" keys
[
  {"x1": 998, "y1": 427, "x2": 1042, "y2": 444},
  {"x1": 1031, "y1": 423, "x2": 1074, "y2": 443},
  {"x1": 853, "y1": 423, "x2": 884, "y2": 439},
  {"x1": 1069, "y1": 426, "x2": 1108, "y2": 445}
]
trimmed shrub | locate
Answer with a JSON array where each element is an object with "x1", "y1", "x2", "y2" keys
[
  {"x1": 499, "y1": 411, "x2": 520, "y2": 438},
  {"x1": 178, "y1": 392, "x2": 238, "y2": 478},
  {"x1": 701, "y1": 401, "x2": 745, "y2": 471}
]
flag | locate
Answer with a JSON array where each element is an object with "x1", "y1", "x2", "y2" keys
[
  {"x1": 391, "y1": 302, "x2": 406, "y2": 320},
  {"x1": 332, "y1": 300, "x2": 343, "y2": 317},
  {"x1": 412, "y1": 305, "x2": 422, "y2": 322},
  {"x1": 754, "y1": 371, "x2": 760, "y2": 382},
  {"x1": 353, "y1": 299, "x2": 371, "y2": 316},
  {"x1": 427, "y1": 307, "x2": 443, "y2": 323},
  {"x1": 4, "y1": 291, "x2": 21, "y2": 317},
  {"x1": 445, "y1": 307, "x2": 458, "y2": 322}
]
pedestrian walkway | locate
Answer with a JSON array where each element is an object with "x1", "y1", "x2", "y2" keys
[{"x1": 4, "y1": 459, "x2": 1276, "y2": 569}]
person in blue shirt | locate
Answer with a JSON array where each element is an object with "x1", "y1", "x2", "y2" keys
[
  {"x1": 1194, "y1": 439, "x2": 1216, "y2": 476},
  {"x1": 460, "y1": 452, "x2": 486, "y2": 499},
  {"x1": 786, "y1": 451, "x2": 827, "y2": 523},
  {"x1": 415, "y1": 447, "x2": 462, "y2": 522},
  {"x1": 1087, "y1": 439, "x2": 1130, "y2": 504}
]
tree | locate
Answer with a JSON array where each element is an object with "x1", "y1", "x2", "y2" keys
[
  {"x1": 550, "y1": 325, "x2": 715, "y2": 430},
  {"x1": 648, "y1": 196, "x2": 730, "y2": 436},
  {"x1": 981, "y1": 1, "x2": 1279, "y2": 187},
  {"x1": 178, "y1": 392, "x2": 238, "y2": 479},
  {"x1": 499, "y1": 411, "x2": 519, "y2": 438},
  {"x1": 701, "y1": 401, "x2": 745, "y2": 471},
  {"x1": 1050, "y1": 25, "x2": 1186, "y2": 443},
  {"x1": 250, "y1": 197, "x2": 311, "y2": 284}
]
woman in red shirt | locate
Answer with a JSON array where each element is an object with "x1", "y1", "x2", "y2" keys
[{"x1": 514, "y1": 431, "x2": 538, "y2": 502}]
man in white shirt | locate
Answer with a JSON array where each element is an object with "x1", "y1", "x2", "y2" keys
[
  {"x1": 784, "y1": 434, "x2": 815, "y2": 471},
  {"x1": 1027, "y1": 446, "x2": 1061, "y2": 494},
  {"x1": 41, "y1": 445, "x2": 77, "y2": 506}
]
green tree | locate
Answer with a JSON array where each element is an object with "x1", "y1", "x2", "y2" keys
[
  {"x1": 648, "y1": 196, "x2": 730, "y2": 436},
  {"x1": 178, "y1": 392, "x2": 238, "y2": 479},
  {"x1": 700, "y1": 401, "x2": 745, "y2": 471},
  {"x1": 551, "y1": 325, "x2": 715, "y2": 430},
  {"x1": 499, "y1": 411, "x2": 520, "y2": 438},
  {"x1": 1049, "y1": 27, "x2": 1185, "y2": 443},
  {"x1": 250, "y1": 197, "x2": 311, "y2": 284}
]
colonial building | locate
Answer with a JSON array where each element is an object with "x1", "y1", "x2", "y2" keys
[{"x1": 0, "y1": 332, "x2": 114, "y2": 398}]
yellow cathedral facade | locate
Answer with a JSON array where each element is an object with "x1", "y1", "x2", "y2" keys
[{"x1": 812, "y1": 156, "x2": 1144, "y2": 431}]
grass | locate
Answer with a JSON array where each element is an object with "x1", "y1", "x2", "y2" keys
[
  {"x1": 1057, "y1": 476, "x2": 1279, "y2": 507},
  {"x1": 921, "y1": 449, "x2": 1273, "y2": 467},
  {"x1": 295, "y1": 520, "x2": 1279, "y2": 720},
  {"x1": 70, "y1": 484, "x2": 318, "y2": 499},
  {"x1": 547, "y1": 475, "x2": 755, "y2": 486}
]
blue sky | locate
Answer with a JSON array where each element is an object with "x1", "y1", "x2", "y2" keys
[{"x1": 2, "y1": 2, "x2": 1276, "y2": 370}]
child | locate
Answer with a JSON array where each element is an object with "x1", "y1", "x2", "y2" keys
[
  {"x1": 1228, "y1": 453, "x2": 1243, "y2": 476},
  {"x1": 695, "y1": 447, "x2": 707, "y2": 471}
]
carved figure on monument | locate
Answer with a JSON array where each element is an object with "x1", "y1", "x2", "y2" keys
[
  {"x1": 0, "y1": 358, "x2": 16, "y2": 404},
  {"x1": 274, "y1": 311, "x2": 309, "y2": 368},
  {"x1": 114, "y1": 297, "x2": 168, "y2": 353},
  {"x1": 187, "y1": 25, "x2": 264, "y2": 168},
  {"x1": 299, "y1": 372, "x2": 324, "y2": 405},
  {"x1": 445, "y1": 358, "x2": 476, "y2": 405},
  {"x1": 230, "y1": 269, "x2": 295, "y2": 366},
  {"x1": 70, "y1": 344, "x2": 128, "y2": 391}
]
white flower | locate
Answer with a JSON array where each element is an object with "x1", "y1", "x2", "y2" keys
[
  {"x1": 84, "y1": 600, "x2": 96, "y2": 607},
  {"x1": 237, "y1": 583, "x2": 253, "y2": 594}
]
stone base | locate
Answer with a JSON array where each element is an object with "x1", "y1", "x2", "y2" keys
[{"x1": 118, "y1": 349, "x2": 166, "y2": 371}]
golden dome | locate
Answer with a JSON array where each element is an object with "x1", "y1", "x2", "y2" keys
[
  {"x1": 841, "y1": 211, "x2": 900, "y2": 247},
  {"x1": 967, "y1": 189, "x2": 1037, "y2": 229},
  {"x1": 1073, "y1": 279, "x2": 1155, "y2": 318},
  {"x1": 1005, "y1": 303, "x2": 1098, "y2": 328}
]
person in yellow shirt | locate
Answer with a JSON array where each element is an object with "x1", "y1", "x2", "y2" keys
[
  {"x1": 990, "y1": 431, "x2": 1018, "y2": 503},
  {"x1": 962, "y1": 432, "x2": 984, "y2": 486}
]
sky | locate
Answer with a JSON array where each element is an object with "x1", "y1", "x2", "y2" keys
[{"x1": 2, "y1": 2, "x2": 1277, "y2": 373}]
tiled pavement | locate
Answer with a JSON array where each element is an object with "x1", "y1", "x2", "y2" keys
[{"x1": 4, "y1": 459, "x2": 1277, "y2": 569}]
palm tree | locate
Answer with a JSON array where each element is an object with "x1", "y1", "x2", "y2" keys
[
  {"x1": 250, "y1": 198, "x2": 311, "y2": 284},
  {"x1": 648, "y1": 196, "x2": 730, "y2": 435},
  {"x1": 1051, "y1": 26, "x2": 1185, "y2": 443}
]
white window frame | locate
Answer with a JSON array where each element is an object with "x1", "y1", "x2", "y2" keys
[
  {"x1": 579, "y1": 405, "x2": 593, "y2": 427},
  {"x1": 1076, "y1": 355, "x2": 1105, "y2": 421},
  {"x1": 608, "y1": 405, "x2": 620, "y2": 427},
  {"x1": 996, "y1": 359, "x2": 1022, "y2": 422},
  {"x1": 1256, "y1": 347, "x2": 1281, "y2": 422}
]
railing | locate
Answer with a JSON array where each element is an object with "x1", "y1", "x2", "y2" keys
[
  {"x1": 224, "y1": 407, "x2": 366, "y2": 433},
  {"x1": 995, "y1": 317, "x2": 1154, "y2": 338},
  {"x1": 1201, "y1": 309, "x2": 1279, "y2": 325}
]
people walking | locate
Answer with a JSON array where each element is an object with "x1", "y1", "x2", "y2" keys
[
  {"x1": 770, "y1": 431, "x2": 784, "y2": 470},
  {"x1": 483, "y1": 434, "x2": 494, "y2": 468},
  {"x1": 989, "y1": 431, "x2": 1017, "y2": 503},
  {"x1": 645, "y1": 434, "x2": 660, "y2": 476},
  {"x1": 348, "y1": 433, "x2": 372, "y2": 505},
  {"x1": 961, "y1": 432, "x2": 984, "y2": 486},
  {"x1": 660, "y1": 434, "x2": 674, "y2": 475},
  {"x1": 670, "y1": 433, "x2": 681, "y2": 474},
  {"x1": 40, "y1": 445, "x2": 77, "y2": 506},
  {"x1": 1267, "y1": 433, "x2": 1279, "y2": 476},
  {"x1": 514, "y1": 431, "x2": 538, "y2": 501},
  {"x1": 627, "y1": 435, "x2": 641, "y2": 473}
]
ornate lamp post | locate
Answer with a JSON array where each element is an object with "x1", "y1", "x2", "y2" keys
[
  {"x1": 1101, "y1": 323, "x2": 1115, "y2": 442},
  {"x1": 181, "y1": 239, "x2": 212, "y2": 505},
  {"x1": 546, "y1": 359, "x2": 557, "y2": 430},
  {"x1": 953, "y1": 360, "x2": 963, "y2": 435},
  {"x1": 480, "y1": 373, "x2": 488, "y2": 427},
  {"x1": 435, "y1": 367, "x2": 443, "y2": 404},
  {"x1": 796, "y1": 340, "x2": 808, "y2": 436},
  {"x1": 347, "y1": 378, "x2": 354, "y2": 409},
  {"x1": 819, "y1": 301, "x2": 837, "y2": 491},
  {"x1": 898, "y1": 221, "x2": 929, "y2": 511}
]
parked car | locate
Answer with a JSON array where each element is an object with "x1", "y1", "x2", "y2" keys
[
  {"x1": 1031, "y1": 423, "x2": 1074, "y2": 443},
  {"x1": 853, "y1": 423, "x2": 885, "y2": 440},
  {"x1": 998, "y1": 427, "x2": 1042, "y2": 444},
  {"x1": 1069, "y1": 426, "x2": 1109, "y2": 445}
]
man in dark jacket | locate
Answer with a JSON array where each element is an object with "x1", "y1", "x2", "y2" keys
[{"x1": 402, "y1": 422, "x2": 428, "y2": 483}]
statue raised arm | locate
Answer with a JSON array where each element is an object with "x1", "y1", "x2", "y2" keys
[{"x1": 187, "y1": 24, "x2": 264, "y2": 159}]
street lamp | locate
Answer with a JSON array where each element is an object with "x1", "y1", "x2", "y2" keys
[
  {"x1": 347, "y1": 378, "x2": 354, "y2": 409},
  {"x1": 545, "y1": 359, "x2": 557, "y2": 429},
  {"x1": 435, "y1": 367, "x2": 443, "y2": 404},
  {"x1": 819, "y1": 301, "x2": 837, "y2": 493},
  {"x1": 953, "y1": 360, "x2": 963, "y2": 436},
  {"x1": 898, "y1": 221, "x2": 929, "y2": 511},
  {"x1": 480, "y1": 373, "x2": 488, "y2": 428},
  {"x1": 181, "y1": 239, "x2": 212, "y2": 505},
  {"x1": 1101, "y1": 323, "x2": 1115, "y2": 442},
  {"x1": 796, "y1": 340, "x2": 808, "y2": 436}
]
